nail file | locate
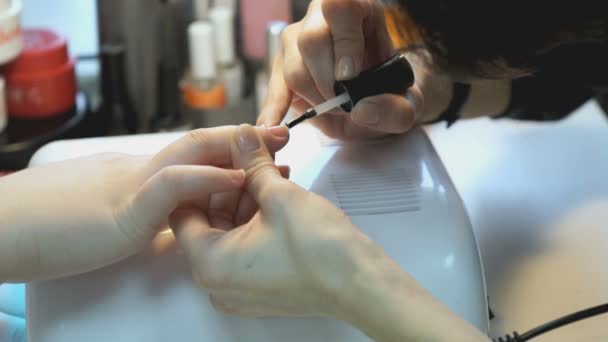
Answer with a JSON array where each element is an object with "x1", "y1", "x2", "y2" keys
[{"x1": 286, "y1": 53, "x2": 415, "y2": 129}]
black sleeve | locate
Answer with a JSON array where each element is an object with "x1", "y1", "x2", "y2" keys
[{"x1": 497, "y1": 72, "x2": 594, "y2": 121}]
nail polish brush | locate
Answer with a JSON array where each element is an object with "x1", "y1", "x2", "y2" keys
[{"x1": 286, "y1": 53, "x2": 415, "y2": 129}]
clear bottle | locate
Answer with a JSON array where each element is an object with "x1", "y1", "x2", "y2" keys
[{"x1": 255, "y1": 21, "x2": 288, "y2": 114}]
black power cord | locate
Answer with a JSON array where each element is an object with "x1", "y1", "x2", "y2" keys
[{"x1": 493, "y1": 303, "x2": 608, "y2": 341}]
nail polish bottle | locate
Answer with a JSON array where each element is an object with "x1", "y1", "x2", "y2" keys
[
  {"x1": 181, "y1": 21, "x2": 226, "y2": 112},
  {"x1": 151, "y1": 0, "x2": 182, "y2": 131},
  {"x1": 255, "y1": 21, "x2": 287, "y2": 114},
  {"x1": 210, "y1": 6, "x2": 244, "y2": 106},
  {"x1": 0, "y1": 78, "x2": 6, "y2": 135},
  {"x1": 100, "y1": 44, "x2": 138, "y2": 134}
]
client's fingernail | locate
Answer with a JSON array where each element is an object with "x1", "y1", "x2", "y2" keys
[
  {"x1": 237, "y1": 124, "x2": 261, "y2": 151},
  {"x1": 336, "y1": 56, "x2": 355, "y2": 80},
  {"x1": 232, "y1": 169, "x2": 246, "y2": 183},
  {"x1": 405, "y1": 92, "x2": 418, "y2": 117},
  {"x1": 352, "y1": 107, "x2": 380, "y2": 126},
  {"x1": 269, "y1": 125, "x2": 289, "y2": 138}
]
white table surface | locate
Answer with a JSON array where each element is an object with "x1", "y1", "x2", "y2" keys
[
  {"x1": 427, "y1": 100, "x2": 608, "y2": 341},
  {"x1": 8, "y1": 100, "x2": 608, "y2": 341},
  {"x1": 25, "y1": 126, "x2": 488, "y2": 341}
]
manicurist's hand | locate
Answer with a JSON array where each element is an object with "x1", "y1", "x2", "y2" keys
[{"x1": 258, "y1": 0, "x2": 423, "y2": 139}]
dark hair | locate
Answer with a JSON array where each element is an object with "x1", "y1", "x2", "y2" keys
[{"x1": 395, "y1": 0, "x2": 608, "y2": 79}]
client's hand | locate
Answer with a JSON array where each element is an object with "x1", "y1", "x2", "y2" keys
[
  {"x1": 171, "y1": 124, "x2": 491, "y2": 342},
  {"x1": 170, "y1": 124, "x2": 374, "y2": 318},
  {"x1": 0, "y1": 126, "x2": 289, "y2": 283}
]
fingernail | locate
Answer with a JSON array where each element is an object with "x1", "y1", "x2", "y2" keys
[
  {"x1": 232, "y1": 169, "x2": 246, "y2": 183},
  {"x1": 336, "y1": 56, "x2": 355, "y2": 80},
  {"x1": 282, "y1": 166, "x2": 291, "y2": 179},
  {"x1": 353, "y1": 108, "x2": 380, "y2": 125},
  {"x1": 405, "y1": 92, "x2": 417, "y2": 115},
  {"x1": 269, "y1": 125, "x2": 289, "y2": 138},
  {"x1": 405, "y1": 92, "x2": 421, "y2": 123},
  {"x1": 237, "y1": 124, "x2": 261, "y2": 152}
]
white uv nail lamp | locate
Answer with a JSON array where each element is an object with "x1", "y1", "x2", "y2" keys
[{"x1": 26, "y1": 125, "x2": 488, "y2": 341}]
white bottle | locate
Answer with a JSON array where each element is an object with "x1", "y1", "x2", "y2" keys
[
  {"x1": 189, "y1": 21, "x2": 216, "y2": 83},
  {"x1": 210, "y1": 6, "x2": 244, "y2": 106}
]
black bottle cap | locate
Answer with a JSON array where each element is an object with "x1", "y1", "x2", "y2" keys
[{"x1": 333, "y1": 54, "x2": 415, "y2": 112}]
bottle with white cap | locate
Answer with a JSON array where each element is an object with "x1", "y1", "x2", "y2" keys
[
  {"x1": 210, "y1": 6, "x2": 244, "y2": 106},
  {"x1": 180, "y1": 20, "x2": 226, "y2": 113}
]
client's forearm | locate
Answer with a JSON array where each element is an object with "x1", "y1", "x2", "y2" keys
[
  {"x1": 0, "y1": 177, "x2": 49, "y2": 283},
  {"x1": 0, "y1": 191, "x2": 26, "y2": 283},
  {"x1": 337, "y1": 248, "x2": 490, "y2": 342}
]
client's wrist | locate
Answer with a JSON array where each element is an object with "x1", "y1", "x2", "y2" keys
[
  {"x1": 331, "y1": 239, "x2": 491, "y2": 342},
  {"x1": 308, "y1": 232, "x2": 385, "y2": 320},
  {"x1": 330, "y1": 238, "x2": 416, "y2": 327}
]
